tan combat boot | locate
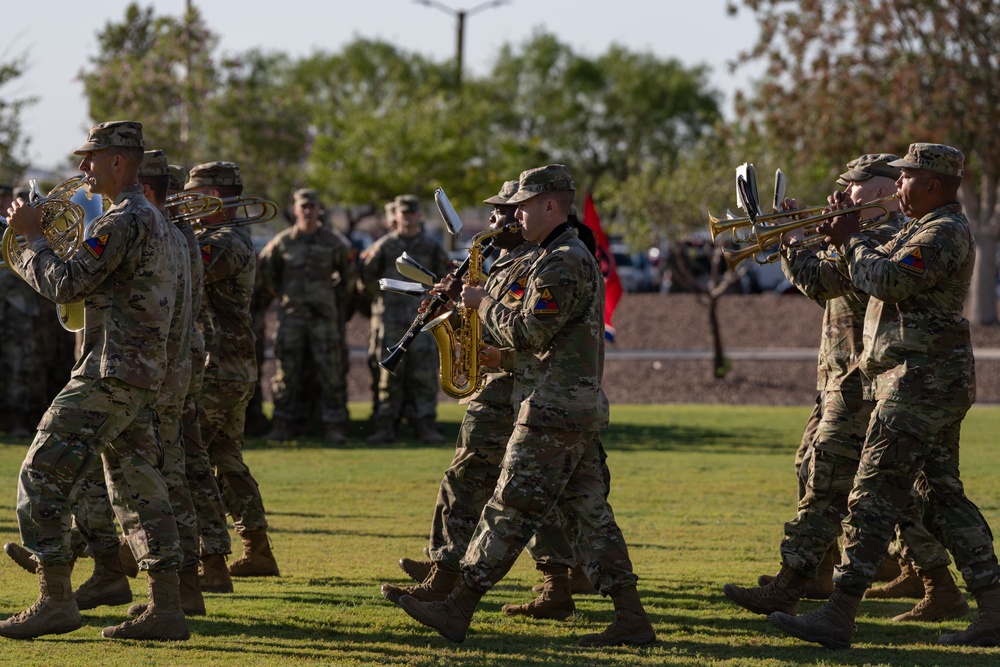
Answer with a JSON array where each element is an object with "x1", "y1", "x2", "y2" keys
[
  {"x1": 323, "y1": 423, "x2": 347, "y2": 444},
  {"x1": 398, "y1": 579, "x2": 485, "y2": 643},
  {"x1": 118, "y1": 537, "x2": 139, "y2": 578},
  {"x1": 199, "y1": 553, "x2": 234, "y2": 593},
  {"x1": 102, "y1": 569, "x2": 190, "y2": 640},
  {"x1": 938, "y1": 583, "x2": 1000, "y2": 646},
  {"x1": 875, "y1": 556, "x2": 902, "y2": 582},
  {"x1": 229, "y1": 528, "x2": 280, "y2": 577},
  {"x1": 724, "y1": 565, "x2": 808, "y2": 615},
  {"x1": 533, "y1": 565, "x2": 599, "y2": 595},
  {"x1": 129, "y1": 569, "x2": 206, "y2": 617},
  {"x1": 4, "y1": 542, "x2": 39, "y2": 574},
  {"x1": 0, "y1": 564, "x2": 82, "y2": 639},
  {"x1": 398, "y1": 557, "x2": 434, "y2": 583},
  {"x1": 366, "y1": 422, "x2": 396, "y2": 445},
  {"x1": 759, "y1": 544, "x2": 837, "y2": 600},
  {"x1": 503, "y1": 565, "x2": 576, "y2": 621},
  {"x1": 864, "y1": 557, "x2": 923, "y2": 599},
  {"x1": 381, "y1": 563, "x2": 460, "y2": 605},
  {"x1": 265, "y1": 417, "x2": 293, "y2": 441},
  {"x1": 769, "y1": 586, "x2": 863, "y2": 650},
  {"x1": 578, "y1": 585, "x2": 656, "y2": 647},
  {"x1": 75, "y1": 552, "x2": 133, "y2": 610},
  {"x1": 414, "y1": 418, "x2": 446, "y2": 444},
  {"x1": 892, "y1": 565, "x2": 969, "y2": 622}
]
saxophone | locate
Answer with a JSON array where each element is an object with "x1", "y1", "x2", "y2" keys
[{"x1": 422, "y1": 224, "x2": 517, "y2": 399}]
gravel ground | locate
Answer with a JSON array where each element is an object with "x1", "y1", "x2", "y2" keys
[{"x1": 266, "y1": 292, "x2": 1000, "y2": 406}]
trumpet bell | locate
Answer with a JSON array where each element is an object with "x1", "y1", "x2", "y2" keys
[{"x1": 57, "y1": 300, "x2": 85, "y2": 332}]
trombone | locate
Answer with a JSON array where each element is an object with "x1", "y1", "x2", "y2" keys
[
  {"x1": 165, "y1": 191, "x2": 224, "y2": 224},
  {"x1": 720, "y1": 193, "x2": 901, "y2": 270},
  {"x1": 189, "y1": 195, "x2": 279, "y2": 230}
]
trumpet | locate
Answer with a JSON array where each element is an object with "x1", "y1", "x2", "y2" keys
[
  {"x1": 190, "y1": 195, "x2": 279, "y2": 230},
  {"x1": 721, "y1": 193, "x2": 901, "y2": 270},
  {"x1": 165, "y1": 191, "x2": 224, "y2": 223}
]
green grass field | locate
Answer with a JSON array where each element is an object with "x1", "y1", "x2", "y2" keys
[{"x1": 1, "y1": 403, "x2": 999, "y2": 666}]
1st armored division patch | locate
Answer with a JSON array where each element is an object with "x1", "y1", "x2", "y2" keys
[
  {"x1": 898, "y1": 247, "x2": 925, "y2": 274},
  {"x1": 201, "y1": 244, "x2": 212, "y2": 266},
  {"x1": 84, "y1": 234, "x2": 110, "y2": 259},
  {"x1": 533, "y1": 288, "x2": 559, "y2": 314}
]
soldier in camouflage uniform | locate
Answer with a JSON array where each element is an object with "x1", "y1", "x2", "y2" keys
[
  {"x1": 361, "y1": 194, "x2": 450, "y2": 444},
  {"x1": 770, "y1": 144, "x2": 1000, "y2": 649},
  {"x1": 0, "y1": 183, "x2": 49, "y2": 437},
  {"x1": 395, "y1": 165, "x2": 655, "y2": 647},
  {"x1": 187, "y1": 162, "x2": 280, "y2": 583},
  {"x1": 382, "y1": 181, "x2": 589, "y2": 621},
  {"x1": 0, "y1": 121, "x2": 188, "y2": 641},
  {"x1": 727, "y1": 155, "x2": 965, "y2": 623},
  {"x1": 259, "y1": 188, "x2": 353, "y2": 443}
]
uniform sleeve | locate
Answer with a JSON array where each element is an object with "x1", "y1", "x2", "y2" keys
[
  {"x1": 780, "y1": 244, "x2": 854, "y2": 302},
  {"x1": 360, "y1": 242, "x2": 385, "y2": 301},
  {"x1": 257, "y1": 237, "x2": 282, "y2": 300},
  {"x1": 334, "y1": 240, "x2": 357, "y2": 320},
  {"x1": 843, "y1": 221, "x2": 969, "y2": 304},
  {"x1": 480, "y1": 253, "x2": 584, "y2": 354},
  {"x1": 202, "y1": 234, "x2": 250, "y2": 286},
  {"x1": 13, "y1": 210, "x2": 138, "y2": 304}
]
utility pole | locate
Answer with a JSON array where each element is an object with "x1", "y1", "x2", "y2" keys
[{"x1": 414, "y1": 1, "x2": 510, "y2": 250}]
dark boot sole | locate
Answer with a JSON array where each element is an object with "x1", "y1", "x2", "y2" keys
[
  {"x1": 769, "y1": 612, "x2": 850, "y2": 650},
  {"x1": 77, "y1": 590, "x2": 133, "y2": 611},
  {"x1": 501, "y1": 604, "x2": 575, "y2": 621},
  {"x1": 0, "y1": 619, "x2": 82, "y2": 640},
  {"x1": 893, "y1": 600, "x2": 970, "y2": 623},
  {"x1": 723, "y1": 584, "x2": 798, "y2": 616},
  {"x1": 398, "y1": 595, "x2": 466, "y2": 643}
]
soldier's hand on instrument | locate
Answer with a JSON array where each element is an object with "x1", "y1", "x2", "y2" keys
[
  {"x1": 434, "y1": 274, "x2": 463, "y2": 301},
  {"x1": 6, "y1": 197, "x2": 44, "y2": 242},
  {"x1": 461, "y1": 285, "x2": 488, "y2": 309},
  {"x1": 479, "y1": 344, "x2": 501, "y2": 368}
]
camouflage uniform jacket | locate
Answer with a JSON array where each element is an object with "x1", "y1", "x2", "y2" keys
[
  {"x1": 361, "y1": 230, "x2": 450, "y2": 332},
  {"x1": 258, "y1": 224, "x2": 353, "y2": 319},
  {"x1": 841, "y1": 202, "x2": 975, "y2": 406},
  {"x1": 197, "y1": 223, "x2": 257, "y2": 382},
  {"x1": 157, "y1": 222, "x2": 194, "y2": 409},
  {"x1": 12, "y1": 183, "x2": 176, "y2": 391},
  {"x1": 177, "y1": 221, "x2": 206, "y2": 394},
  {"x1": 781, "y1": 214, "x2": 902, "y2": 391},
  {"x1": 479, "y1": 226, "x2": 610, "y2": 431},
  {"x1": 465, "y1": 240, "x2": 540, "y2": 420}
]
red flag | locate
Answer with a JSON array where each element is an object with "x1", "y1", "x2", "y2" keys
[{"x1": 582, "y1": 192, "x2": 623, "y2": 342}]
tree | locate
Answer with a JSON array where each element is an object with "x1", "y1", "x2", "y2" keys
[
  {"x1": 79, "y1": 3, "x2": 218, "y2": 161},
  {"x1": 0, "y1": 50, "x2": 33, "y2": 185},
  {"x1": 731, "y1": 0, "x2": 1000, "y2": 323}
]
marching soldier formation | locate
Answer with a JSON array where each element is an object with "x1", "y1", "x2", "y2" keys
[{"x1": 0, "y1": 117, "x2": 997, "y2": 654}]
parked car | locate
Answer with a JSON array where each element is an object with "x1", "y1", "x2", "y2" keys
[{"x1": 611, "y1": 244, "x2": 655, "y2": 292}]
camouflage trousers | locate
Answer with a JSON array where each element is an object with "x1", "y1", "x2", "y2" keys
[
  {"x1": 198, "y1": 378, "x2": 267, "y2": 535},
  {"x1": 372, "y1": 327, "x2": 439, "y2": 424},
  {"x1": 793, "y1": 392, "x2": 824, "y2": 500},
  {"x1": 18, "y1": 376, "x2": 181, "y2": 570},
  {"x1": 835, "y1": 399, "x2": 1000, "y2": 591},
  {"x1": 428, "y1": 407, "x2": 577, "y2": 571},
  {"x1": 271, "y1": 313, "x2": 348, "y2": 426},
  {"x1": 73, "y1": 403, "x2": 201, "y2": 571},
  {"x1": 184, "y1": 386, "x2": 231, "y2": 556},
  {"x1": 462, "y1": 425, "x2": 637, "y2": 595},
  {"x1": 782, "y1": 390, "x2": 950, "y2": 578}
]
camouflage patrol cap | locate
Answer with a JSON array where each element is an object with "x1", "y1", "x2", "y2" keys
[
  {"x1": 167, "y1": 165, "x2": 187, "y2": 192},
  {"x1": 73, "y1": 120, "x2": 145, "y2": 155},
  {"x1": 889, "y1": 143, "x2": 964, "y2": 177},
  {"x1": 139, "y1": 150, "x2": 170, "y2": 178},
  {"x1": 395, "y1": 194, "x2": 420, "y2": 212},
  {"x1": 293, "y1": 188, "x2": 320, "y2": 206},
  {"x1": 506, "y1": 164, "x2": 575, "y2": 204},
  {"x1": 185, "y1": 161, "x2": 243, "y2": 189},
  {"x1": 837, "y1": 153, "x2": 902, "y2": 185},
  {"x1": 483, "y1": 180, "x2": 520, "y2": 205}
]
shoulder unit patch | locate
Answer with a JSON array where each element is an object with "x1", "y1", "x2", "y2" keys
[
  {"x1": 83, "y1": 234, "x2": 110, "y2": 260},
  {"x1": 201, "y1": 243, "x2": 213, "y2": 266},
  {"x1": 532, "y1": 288, "x2": 559, "y2": 314},
  {"x1": 898, "y1": 247, "x2": 925, "y2": 274}
]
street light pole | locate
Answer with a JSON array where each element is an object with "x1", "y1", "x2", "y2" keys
[{"x1": 414, "y1": 0, "x2": 510, "y2": 86}]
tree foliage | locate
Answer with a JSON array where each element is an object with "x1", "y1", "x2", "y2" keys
[
  {"x1": 731, "y1": 0, "x2": 1000, "y2": 322},
  {"x1": 0, "y1": 51, "x2": 33, "y2": 185}
]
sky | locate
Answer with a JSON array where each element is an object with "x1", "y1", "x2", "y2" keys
[{"x1": 5, "y1": 0, "x2": 763, "y2": 171}]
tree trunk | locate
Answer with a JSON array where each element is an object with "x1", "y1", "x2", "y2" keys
[
  {"x1": 968, "y1": 226, "x2": 998, "y2": 324},
  {"x1": 708, "y1": 294, "x2": 728, "y2": 378}
]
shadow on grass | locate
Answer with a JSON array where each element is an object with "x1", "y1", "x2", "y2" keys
[{"x1": 243, "y1": 419, "x2": 792, "y2": 456}]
